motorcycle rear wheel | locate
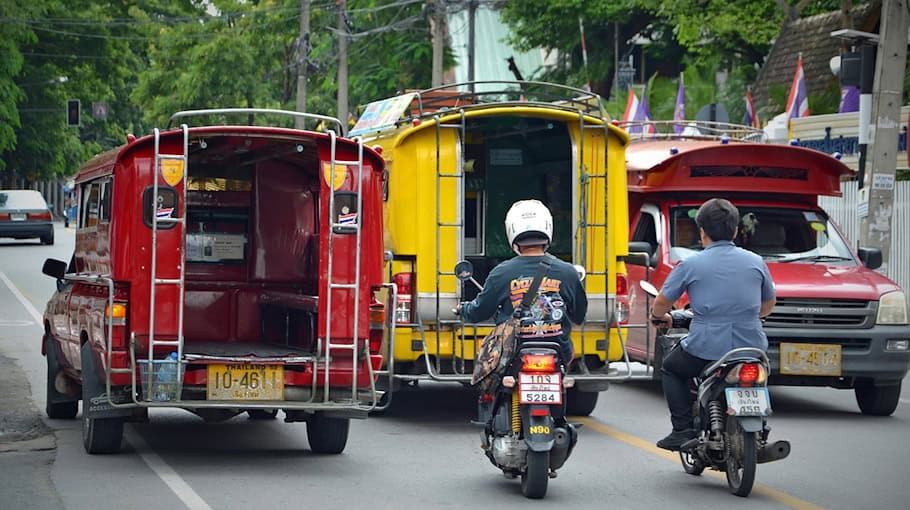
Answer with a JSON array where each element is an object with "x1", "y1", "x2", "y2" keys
[
  {"x1": 679, "y1": 450, "x2": 704, "y2": 475},
  {"x1": 725, "y1": 418, "x2": 757, "y2": 497},
  {"x1": 521, "y1": 451, "x2": 549, "y2": 499}
]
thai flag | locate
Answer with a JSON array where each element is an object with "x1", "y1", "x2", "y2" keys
[
  {"x1": 338, "y1": 212, "x2": 357, "y2": 225},
  {"x1": 623, "y1": 89, "x2": 656, "y2": 134},
  {"x1": 785, "y1": 55, "x2": 810, "y2": 119},
  {"x1": 839, "y1": 86, "x2": 860, "y2": 113},
  {"x1": 745, "y1": 89, "x2": 759, "y2": 128},
  {"x1": 673, "y1": 74, "x2": 685, "y2": 134},
  {"x1": 156, "y1": 207, "x2": 174, "y2": 219}
]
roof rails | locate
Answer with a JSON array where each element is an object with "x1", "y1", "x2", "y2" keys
[
  {"x1": 166, "y1": 108, "x2": 345, "y2": 134},
  {"x1": 618, "y1": 120, "x2": 767, "y2": 143}
]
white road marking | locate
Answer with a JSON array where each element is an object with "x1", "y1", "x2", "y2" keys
[
  {"x1": 125, "y1": 427, "x2": 213, "y2": 510},
  {"x1": 901, "y1": 398, "x2": 910, "y2": 405},
  {"x1": 0, "y1": 271, "x2": 44, "y2": 325},
  {"x1": 0, "y1": 319, "x2": 36, "y2": 327},
  {"x1": 1, "y1": 272, "x2": 211, "y2": 509}
]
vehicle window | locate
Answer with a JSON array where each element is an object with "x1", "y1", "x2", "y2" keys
[
  {"x1": 0, "y1": 190, "x2": 48, "y2": 210},
  {"x1": 186, "y1": 208, "x2": 248, "y2": 263},
  {"x1": 81, "y1": 183, "x2": 100, "y2": 228},
  {"x1": 668, "y1": 207, "x2": 702, "y2": 262},
  {"x1": 631, "y1": 212, "x2": 657, "y2": 245},
  {"x1": 142, "y1": 186, "x2": 178, "y2": 230},
  {"x1": 99, "y1": 180, "x2": 112, "y2": 223}
]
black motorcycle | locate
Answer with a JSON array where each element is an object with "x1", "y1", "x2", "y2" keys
[
  {"x1": 640, "y1": 281, "x2": 791, "y2": 497},
  {"x1": 455, "y1": 260, "x2": 579, "y2": 499}
]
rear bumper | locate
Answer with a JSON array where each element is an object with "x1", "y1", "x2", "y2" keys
[
  {"x1": 0, "y1": 221, "x2": 53, "y2": 239},
  {"x1": 765, "y1": 324, "x2": 910, "y2": 385}
]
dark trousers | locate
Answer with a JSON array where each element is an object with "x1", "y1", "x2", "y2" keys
[{"x1": 661, "y1": 345, "x2": 710, "y2": 431}]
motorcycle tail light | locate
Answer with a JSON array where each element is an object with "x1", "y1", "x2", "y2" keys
[
  {"x1": 725, "y1": 363, "x2": 767, "y2": 386},
  {"x1": 522, "y1": 354, "x2": 556, "y2": 372}
]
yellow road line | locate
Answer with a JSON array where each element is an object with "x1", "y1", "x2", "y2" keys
[{"x1": 576, "y1": 416, "x2": 825, "y2": 510}]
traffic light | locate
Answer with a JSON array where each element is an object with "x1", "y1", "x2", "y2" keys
[{"x1": 66, "y1": 99, "x2": 80, "y2": 127}]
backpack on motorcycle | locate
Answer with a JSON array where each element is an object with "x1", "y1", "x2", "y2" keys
[{"x1": 471, "y1": 259, "x2": 552, "y2": 388}]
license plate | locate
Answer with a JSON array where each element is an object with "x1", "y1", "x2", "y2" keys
[
  {"x1": 518, "y1": 372, "x2": 562, "y2": 405},
  {"x1": 726, "y1": 387, "x2": 772, "y2": 416},
  {"x1": 780, "y1": 342, "x2": 842, "y2": 376},
  {"x1": 207, "y1": 364, "x2": 284, "y2": 400},
  {"x1": 10, "y1": 213, "x2": 26, "y2": 221}
]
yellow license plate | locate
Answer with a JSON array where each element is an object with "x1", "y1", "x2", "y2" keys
[
  {"x1": 206, "y1": 364, "x2": 284, "y2": 400},
  {"x1": 780, "y1": 343, "x2": 842, "y2": 376}
]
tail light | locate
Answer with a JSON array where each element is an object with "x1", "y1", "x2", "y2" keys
[
  {"x1": 392, "y1": 272, "x2": 414, "y2": 325},
  {"x1": 0, "y1": 213, "x2": 9, "y2": 221},
  {"x1": 30, "y1": 211, "x2": 53, "y2": 221},
  {"x1": 725, "y1": 363, "x2": 767, "y2": 386},
  {"x1": 614, "y1": 273, "x2": 630, "y2": 325},
  {"x1": 368, "y1": 289, "x2": 385, "y2": 353},
  {"x1": 521, "y1": 353, "x2": 557, "y2": 372},
  {"x1": 104, "y1": 302, "x2": 128, "y2": 349}
]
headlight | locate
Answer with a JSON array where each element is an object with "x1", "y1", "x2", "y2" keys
[{"x1": 877, "y1": 291, "x2": 909, "y2": 325}]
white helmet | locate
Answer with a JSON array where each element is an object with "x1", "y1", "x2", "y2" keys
[{"x1": 505, "y1": 199, "x2": 553, "y2": 254}]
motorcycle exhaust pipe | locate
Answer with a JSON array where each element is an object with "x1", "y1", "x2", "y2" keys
[
  {"x1": 549, "y1": 427, "x2": 571, "y2": 470},
  {"x1": 758, "y1": 440, "x2": 791, "y2": 464}
]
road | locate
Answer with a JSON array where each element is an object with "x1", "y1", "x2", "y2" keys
[{"x1": 1, "y1": 225, "x2": 909, "y2": 509}]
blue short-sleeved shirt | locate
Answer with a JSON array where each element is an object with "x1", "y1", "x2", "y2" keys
[{"x1": 661, "y1": 240, "x2": 775, "y2": 361}]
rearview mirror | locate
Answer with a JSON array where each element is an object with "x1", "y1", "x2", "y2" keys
[
  {"x1": 454, "y1": 260, "x2": 474, "y2": 281},
  {"x1": 42, "y1": 258, "x2": 67, "y2": 279},
  {"x1": 639, "y1": 280, "x2": 659, "y2": 298},
  {"x1": 857, "y1": 247, "x2": 882, "y2": 270},
  {"x1": 573, "y1": 264, "x2": 586, "y2": 282},
  {"x1": 628, "y1": 241, "x2": 656, "y2": 267}
]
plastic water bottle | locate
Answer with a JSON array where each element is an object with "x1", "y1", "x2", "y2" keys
[{"x1": 155, "y1": 352, "x2": 178, "y2": 401}]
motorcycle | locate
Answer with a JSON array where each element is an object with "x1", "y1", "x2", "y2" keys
[
  {"x1": 455, "y1": 260, "x2": 580, "y2": 499},
  {"x1": 639, "y1": 280, "x2": 791, "y2": 497}
]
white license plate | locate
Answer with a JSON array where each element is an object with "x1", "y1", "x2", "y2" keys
[
  {"x1": 780, "y1": 342, "x2": 842, "y2": 376},
  {"x1": 518, "y1": 372, "x2": 562, "y2": 405},
  {"x1": 10, "y1": 213, "x2": 26, "y2": 221},
  {"x1": 726, "y1": 387, "x2": 771, "y2": 416},
  {"x1": 207, "y1": 364, "x2": 284, "y2": 400}
]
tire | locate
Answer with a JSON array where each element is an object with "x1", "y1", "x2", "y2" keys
[
  {"x1": 80, "y1": 343, "x2": 124, "y2": 454},
  {"x1": 855, "y1": 379, "x2": 901, "y2": 416},
  {"x1": 247, "y1": 409, "x2": 278, "y2": 420},
  {"x1": 680, "y1": 450, "x2": 705, "y2": 476},
  {"x1": 45, "y1": 335, "x2": 78, "y2": 419},
  {"x1": 521, "y1": 450, "x2": 550, "y2": 499},
  {"x1": 306, "y1": 413, "x2": 349, "y2": 454},
  {"x1": 725, "y1": 418, "x2": 757, "y2": 497},
  {"x1": 565, "y1": 387, "x2": 598, "y2": 416}
]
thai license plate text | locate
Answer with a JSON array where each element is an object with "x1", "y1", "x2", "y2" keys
[
  {"x1": 207, "y1": 364, "x2": 284, "y2": 401},
  {"x1": 780, "y1": 342, "x2": 842, "y2": 376},
  {"x1": 519, "y1": 372, "x2": 562, "y2": 405},
  {"x1": 726, "y1": 387, "x2": 772, "y2": 416}
]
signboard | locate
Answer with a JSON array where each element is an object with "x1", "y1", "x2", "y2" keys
[
  {"x1": 857, "y1": 186, "x2": 870, "y2": 218},
  {"x1": 349, "y1": 93, "x2": 417, "y2": 137}
]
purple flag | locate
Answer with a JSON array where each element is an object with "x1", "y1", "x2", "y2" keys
[
  {"x1": 839, "y1": 86, "x2": 859, "y2": 113},
  {"x1": 673, "y1": 74, "x2": 685, "y2": 134}
]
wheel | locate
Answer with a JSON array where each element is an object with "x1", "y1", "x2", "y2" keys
[
  {"x1": 306, "y1": 413, "x2": 349, "y2": 454},
  {"x1": 80, "y1": 343, "x2": 124, "y2": 454},
  {"x1": 679, "y1": 450, "x2": 705, "y2": 476},
  {"x1": 565, "y1": 387, "x2": 598, "y2": 416},
  {"x1": 521, "y1": 450, "x2": 550, "y2": 499},
  {"x1": 247, "y1": 409, "x2": 278, "y2": 420},
  {"x1": 725, "y1": 418, "x2": 757, "y2": 497},
  {"x1": 855, "y1": 379, "x2": 901, "y2": 416},
  {"x1": 45, "y1": 335, "x2": 78, "y2": 419}
]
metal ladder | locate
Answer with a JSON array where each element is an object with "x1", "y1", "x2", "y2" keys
[
  {"x1": 142, "y1": 125, "x2": 189, "y2": 401},
  {"x1": 321, "y1": 131, "x2": 367, "y2": 402}
]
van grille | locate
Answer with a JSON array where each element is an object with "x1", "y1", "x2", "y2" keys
[{"x1": 764, "y1": 298, "x2": 874, "y2": 328}]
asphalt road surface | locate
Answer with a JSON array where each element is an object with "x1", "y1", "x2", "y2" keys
[{"x1": 2, "y1": 224, "x2": 909, "y2": 509}]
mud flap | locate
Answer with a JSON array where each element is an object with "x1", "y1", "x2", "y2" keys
[
  {"x1": 45, "y1": 334, "x2": 79, "y2": 405},
  {"x1": 737, "y1": 416, "x2": 764, "y2": 433},
  {"x1": 522, "y1": 405, "x2": 555, "y2": 452},
  {"x1": 80, "y1": 344, "x2": 134, "y2": 419}
]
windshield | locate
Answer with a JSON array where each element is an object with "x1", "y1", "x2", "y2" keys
[
  {"x1": 0, "y1": 190, "x2": 49, "y2": 210},
  {"x1": 668, "y1": 206, "x2": 856, "y2": 264}
]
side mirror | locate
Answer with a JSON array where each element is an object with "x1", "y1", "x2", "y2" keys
[
  {"x1": 857, "y1": 247, "x2": 882, "y2": 270},
  {"x1": 573, "y1": 264, "x2": 586, "y2": 282},
  {"x1": 628, "y1": 241, "x2": 656, "y2": 267},
  {"x1": 42, "y1": 258, "x2": 67, "y2": 279},
  {"x1": 454, "y1": 260, "x2": 482, "y2": 291},
  {"x1": 639, "y1": 280, "x2": 659, "y2": 298}
]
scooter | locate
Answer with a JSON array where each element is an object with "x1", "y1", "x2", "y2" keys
[
  {"x1": 640, "y1": 281, "x2": 791, "y2": 497},
  {"x1": 455, "y1": 260, "x2": 579, "y2": 499}
]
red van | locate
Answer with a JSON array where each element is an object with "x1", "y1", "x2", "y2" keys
[
  {"x1": 622, "y1": 122, "x2": 910, "y2": 416},
  {"x1": 41, "y1": 109, "x2": 392, "y2": 454}
]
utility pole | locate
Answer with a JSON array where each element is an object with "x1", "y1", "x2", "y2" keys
[
  {"x1": 430, "y1": 0, "x2": 445, "y2": 87},
  {"x1": 467, "y1": 0, "x2": 476, "y2": 89},
  {"x1": 295, "y1": 0, "x2": 311, "y2": 129},
  {"x1": 337, "y1": 0, "x2": 349, "y2": 133},
  {"x1": 859, "y1": 0, "x2": 908, "y2": 272}
]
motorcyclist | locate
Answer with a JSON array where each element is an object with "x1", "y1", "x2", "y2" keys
[
  {"x1": 457, "y1": 199, "x2": 587, "y2": 366},
  {"x1": 649, "y1": 198, "x2": 776, "y2": 451}
]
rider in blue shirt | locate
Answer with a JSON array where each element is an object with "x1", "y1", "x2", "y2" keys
[{"x1": 649, "y1": 198, "x2": 776, "y2": 451}]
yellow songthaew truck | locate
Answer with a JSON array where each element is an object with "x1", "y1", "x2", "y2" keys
[{"x1": 351, "y1": 82, "x2": 632, "y2": 415}]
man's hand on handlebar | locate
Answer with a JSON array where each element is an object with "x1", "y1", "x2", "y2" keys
[{"x1": 650, "y1": 311, "x2": 672, "y2": 328}]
